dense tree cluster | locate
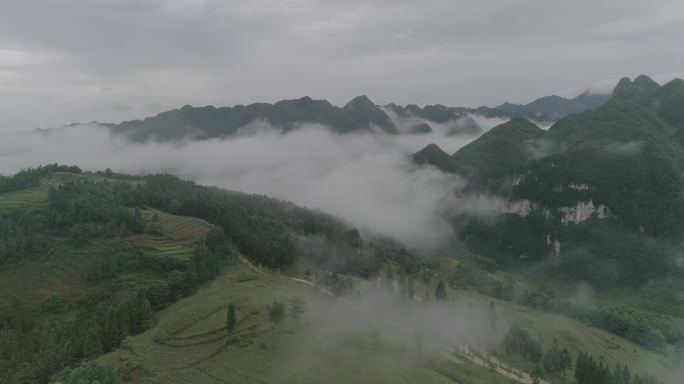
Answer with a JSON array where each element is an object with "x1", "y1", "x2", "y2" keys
[
  {"x1": 0, "y1": 210, "x2": 53, "y2": 263},
  {"x1": 575, "y1": 352, "x2": 662, "y2": 384},
  {"x1": 0, "y1": 292, "x2": 153, "y2": 384},
  {"x1": 0, "y1": 173, "x2": 242, "y2": 383},
  {"x1": 562, "y1": 305, "x2": 682, "y2": 352},
  {"x1": 503, "y1": 324, "x2": 543, "y2": 364},
  {"x1": 542, "y1": 339, "x2": 572, "y2": 377},
  {"x1": 52, "y1": 361, "x2": 159, "y2": 384},
  {"x1": 48, "y1": 181, "x2": 146, "y2": 240},
  {"x1": 3, "y1": 169, "x2": 433, "y2": 285},
  {"x1": 503, "y1": 325, "x2": 664, "y2": 383},
  {"x1": 463, "y1": 216, "x2": 675, "y2": 288},
  {"x1": 123, "y1": 174, "x2": 333, "y2": 269},
  {"x1": 1, "y1": 233, "x2": 236, "y2": 383},
  {"x1": 52, "y1": 361, "x2": 122, "y2": 384},
  {"x1": 316, "y1": 271, "x2": 355, "y2": 297}
]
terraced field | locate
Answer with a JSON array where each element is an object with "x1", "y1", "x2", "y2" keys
[
  {"x1": 2, "y1": 173, "x2": 679, "y2": 383},
  {"x1": 99, "y1": 263, "x2": 468, "y2": 384},
  {"x1": 0, "y1": 183, "x2": 50, "y2": 210},
  {"x1": 127, "y1": 209, "x2": 213, "y2": 260}
]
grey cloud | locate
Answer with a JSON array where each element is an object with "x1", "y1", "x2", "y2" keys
[
  {"x1": 92, "y1": 102, "x2": 133, "y2": 113},
  {"x1": 1, "y1": 1, "x2": 684, "y2": 130},
  {"x1": 0, "y1": 123, "x2": 486, "y2": 245},
  {"x1": 524, "y1": 138, "x2": 566, "y2": 159}
]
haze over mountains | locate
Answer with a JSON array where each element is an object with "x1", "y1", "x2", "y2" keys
[
  {"x1": 2, "y1": 75, "x2": 684, "y2": 384},
  {"x1": 0, "y1": 76, "x2": 658, "y2": 247},
  {"x1": 0, "y1": 81, "x2": 611, "y2": 246},
  {"x1": 3, "y1": 1, "x2": 684, "y2": 382}
]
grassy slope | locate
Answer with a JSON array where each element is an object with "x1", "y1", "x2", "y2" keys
[
  {"x1": 0, "y1": 182, "x2": 461, "y2": 383},
  {"x1": 408, "y1": 270, "x2": 678, "y2": 383},
  {"x1": 0, "y1": 184, "x2": 51, "y2": 210},
  {"x1": 98, "y1": 256, "x2": 679, "y2": 383},
  {"x1": 1, "y1": 174, "x2": 680, "y2": 383},
  {"x1": 457, "y1": 291, "x2": 675, "y2": 381},
  {"x1": 98, "y1": 263, "x2": 462, "y2": 384}
]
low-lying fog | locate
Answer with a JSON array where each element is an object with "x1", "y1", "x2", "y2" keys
[{"x1": 0, "y1": 115, "x2": 507, "y2": 245}]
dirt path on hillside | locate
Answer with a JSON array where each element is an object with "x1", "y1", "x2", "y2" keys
[{"x1": 236, "y1": 253, "x2": 549, "y2": 384}]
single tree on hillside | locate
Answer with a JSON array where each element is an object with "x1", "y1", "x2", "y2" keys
[
  {"x1": 423, "y1": 287, "x2": 431, "y2": 303},
  {"x1": 385, "y1": 268, "x2": 394, "y2": 293},
  {"x1": 435, "y1": 280, "x2": 447, "y2": 302},
  {"x1": 226, "y1": 303, "x2": 237, "y2": 333},
  {"x1": 288, "y1": 296, "x2": 307, "y2": 328},
  {"x1": 488, "y1": 301, "x2": 498, "y2": 331},
  {"x1": 140, "y1": 298, "x2": 154, "y2": 330},
  {"x1": 268, "y1": 299, "x2": 285, "y2": 328},
  {"x1": 407, "y1": 277, "x2": 415, "y2": 299}
]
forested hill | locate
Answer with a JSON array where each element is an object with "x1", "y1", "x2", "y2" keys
[
  {"x1": 1, "y1": 165, "x2": 679, "y2": 384},
  {"x1": 416, "y1": 74, "x2": 684, "y2": 234},
  {"x1": 414, "y1": 74, "x2": 684, "y2": 289},
  {"x1": 1, "y1": 166, "x2": 436, "y2": 383},
  {"x1": 105, "y1": 88, "x2": 608, "y2": 143}
]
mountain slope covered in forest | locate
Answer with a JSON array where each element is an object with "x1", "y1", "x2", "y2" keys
[{"x1": 106, "y1": 86, "x2": 609, "y2": 143}]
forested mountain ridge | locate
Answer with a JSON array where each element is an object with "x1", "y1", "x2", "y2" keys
[
  {"x1": 491, "y1": 90, "x2": 610, "y2": 122},
  {"x1": 105, "y1": 87, "x2": 609, "y2": 143},
  {"x1": 108, "y1": 95, "x2": 403, "y2": 142},
  {"x1": 389, "y1": 89, "x2": 609, "y2": 125},
  {"x1": 417, "y1": 75, "x2": 684, "y2": 232},
  {"x1": 414, "y1": 75, "x2": 684, "y2": 290}
]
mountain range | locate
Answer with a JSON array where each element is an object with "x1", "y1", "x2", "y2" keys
[{"x1": 105, "y1": 87, "x2": 610, "y2": 142}]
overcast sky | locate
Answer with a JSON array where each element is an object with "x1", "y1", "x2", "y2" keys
[{"x1": 1, "y1": 0, "x2": 683, "y2": 131}]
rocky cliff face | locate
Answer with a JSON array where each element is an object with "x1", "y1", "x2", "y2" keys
[
  {"x1": 486, "y1": 197, "x2": 535, "y2": 217},
  {"x1": 492, "y1": 198, "x2": 610, "y2": 225},
  {"x1": 559, "y1": 200, "x2": 610, "y2": 224}
]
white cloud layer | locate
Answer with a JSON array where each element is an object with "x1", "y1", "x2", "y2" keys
[{"x1": 0, "y1": 123, "x2": 500, "y2": 245}]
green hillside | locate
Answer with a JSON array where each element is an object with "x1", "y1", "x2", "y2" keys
[
  {"x1": 412, "y1": 143, "x2": 455, "y2": 173},
  {"x1": 1, "y1": 165, "x2": 679, "y2": 384},
  {"x1": 451, "y1": 117, "x2": 546, "y2": 186},
  {"x1": 409, "y1": 76, "x2": 684, "y2": 383}
]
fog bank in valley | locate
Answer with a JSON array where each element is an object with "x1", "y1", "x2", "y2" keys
[{"x1": 0, "y1": 118, "x2": 505, "y2": 245}]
